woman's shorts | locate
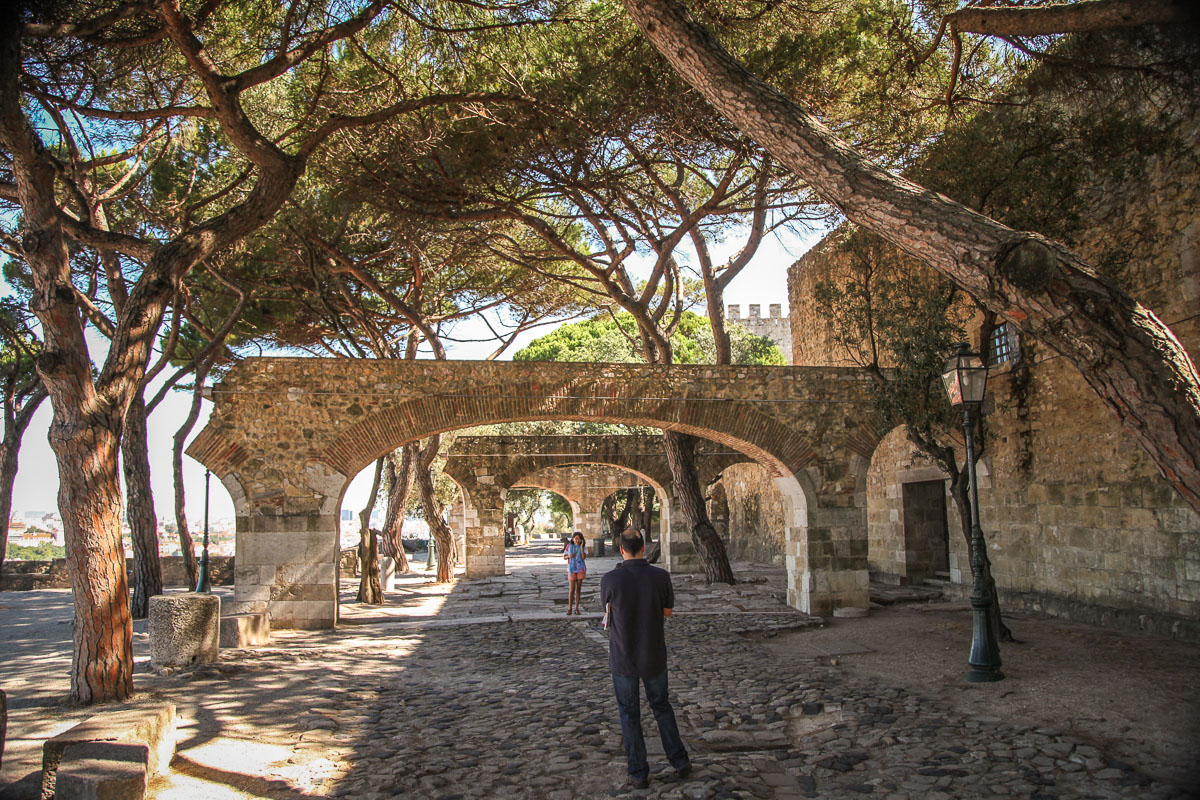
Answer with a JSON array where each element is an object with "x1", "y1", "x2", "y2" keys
[{"x1": 569, "y1": 570, "x2": 587, "y2": 580}]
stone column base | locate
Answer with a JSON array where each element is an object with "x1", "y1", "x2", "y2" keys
[
  {"x1": 787, "y1": 568, "x2": 869, "y2": 617},
  {"x1": 149, "y1": 594, "x2": 220, "y2": 667}
]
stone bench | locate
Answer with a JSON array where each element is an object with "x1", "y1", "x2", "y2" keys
[
  {"x1": 41, "y1": 704, "x2": 175, "y2": 799},
  {"x1": 219, "y1": 611, "x2": 271, "y2": 648}
]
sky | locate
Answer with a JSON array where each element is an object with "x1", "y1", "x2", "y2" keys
[{"x1": 7, "y1": 225, "x2": 823, "y2": 523}]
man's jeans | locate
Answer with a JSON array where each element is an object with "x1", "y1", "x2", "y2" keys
[{"x1": 612, "y1": 671, "x2": 690, "y2": 781}]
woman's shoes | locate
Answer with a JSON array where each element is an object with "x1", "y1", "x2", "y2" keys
[{"x1": 574, "y1": 609, "x2": 582, "y2": 615}]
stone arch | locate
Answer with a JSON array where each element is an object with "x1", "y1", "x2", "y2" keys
[
  {"x1": 512, "y1": 464, "x2": 658, "y2": 555},
  {"x1": 328, "y1": 407, "x2": 796, "y2": 489},
  {"x1": 503, "y1": 481, "x2": 578, "y2": 535},
  {"x1": 865, "y1": 425, "x2": 964, "y2": 586},
  {"x1": 189, "y1": 359, "x2": 882, "y2": 627}
]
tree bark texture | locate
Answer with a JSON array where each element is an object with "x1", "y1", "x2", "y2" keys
[
  {"x1": 123, "y1": 394, "x2": 162, "y2": 618},
  {"x1": 947, "y1": 0, "x2": 1197, "y2": 37},
  {"x1": 621, "y1": 0, "x2": 1200, "y2": 516},
  {"x1": 416, "y1": 436, "x2": 454, "y2": 583},
  {"x1": 606, "y1": 489, "x2": 637, "y2": 547},
  {"x1": 0, "y1": 6, "x2": 310, "y2": 703},
  {"x1": 56, "y1": 421, "x2": 134, "y2": 703},
  {"x1": 383, "y1": 444, "x2": 416, "y2": 574},
  {"x1": 662, "y1": 430, "x2": 735, "y2": 584},
  {"x1": 635, "y1": 488, "x2": 655, "y2": 541},
  {"x1": 357, "y1": 457, "x2": 384, "y2": 604}
]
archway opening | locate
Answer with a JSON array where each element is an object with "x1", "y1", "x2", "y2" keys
[
  {"x1": 504, "y1": 488, "x2": 573, "y2": 545},
  {"x1": 600, "y1": 486, "x2": 660, "y2": 547}
]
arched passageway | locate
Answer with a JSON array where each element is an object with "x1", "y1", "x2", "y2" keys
[
  {"x1": 442, "y1": 435, "x2": 746, "y2": 574},
  {"x1": 188, "y1": 358, "x2": 880, "y2": 627},
  {"x1": 510, "y1": 464, "x2": 649, "y2": 551}
]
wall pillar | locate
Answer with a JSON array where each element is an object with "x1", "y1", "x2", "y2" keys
[
  {"x1": 778, "y1": 476, "x2": 869, "y2": 616},
  {"x1": 230, "y1": 467, "x2": 343, "y2": 629},
  {"x1": 577, "y1": 509, "x2": 605, "y2": 556},
  {"x1": 660, "y1": 485, "x2": 702, "y2": 574},
  {"x1": 447, "y1": 496, "x2": 468, "y2": 566},
  {"x1": 464, "y1": 486, "x2": 506, "y2": 578},
  {"x1": 232, "y1": 524, "x2": 339, "y2": 630}
]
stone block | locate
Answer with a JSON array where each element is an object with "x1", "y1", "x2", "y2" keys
[
  {"x1": 219, "y1": 612, "x2": 271, "y2": 648},
  {"x1": 42, "y1": 704, "x2": 174, "y2": 798},
  {"x1": 54, "y1": 754, "x2": 147, "y2": 800},
  {"x1": 148, "y1": 594, "x2": 220, "y2": 667},
  {"x1": 234, "y1": 584, "x2": 272, "y2": 603}
]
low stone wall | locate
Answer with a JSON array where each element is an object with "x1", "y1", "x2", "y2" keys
[{"x1": 0, "y1": 556, "x2": 233, "y2": 591}]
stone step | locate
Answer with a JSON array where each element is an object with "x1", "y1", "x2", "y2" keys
[
  {"x1": 55, "y1": 742, "x2": 150, "y2": 800},
  {"x1": 55, "y1": 757, "x2": 146, "y2": 800},
  {"x1": 41, "y1": 704, "x2": 175, "y2": 799}
]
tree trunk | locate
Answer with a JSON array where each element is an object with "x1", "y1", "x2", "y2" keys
[
  {"x1": 383, "y1": 444, "x2": 416, "y2": 574},
  {"x1": 416, "y1": 436, "x2": 454, "y2": 583},
  {"x1": 607, "y1": 489, "x2": 637, "y2": 547},
  {"x1": 662, "y1": 430, "x2": 735, "y2": 584},
  {"x1": 54, "y1": 415, "x2": 134, "y2": 703},
  {"x1": 637, "y1": 487, "x2": 655, "y2": 542},
  {"x1": 946, "y1": 0, "x2": 1197, "y2": 37},
  {"x1": 1, "y1": 13, "x2": 136, "y2": 703},
  {"x1": 172, "y1": 363, "x2": 214, "y2": 590},
  {"x1": 123, "y1": 394, "x2": 161, "y2": 618},
  {"x1": 0, "y1": 387, "x2": 47, "y2": 572},
  {"x1": 0, "y1": 439, "x2": 20, "y2": 571},
  {"x1": 621, "y1": 0, "x2": 1200, "y2": 516},
  {"x1": 357, "y1": 458, "x2": 385, "y2": 604}
]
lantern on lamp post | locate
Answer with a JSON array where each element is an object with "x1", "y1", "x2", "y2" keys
[{"x1": 941, "y1": 343, "x2": 1004, "y2": 682}]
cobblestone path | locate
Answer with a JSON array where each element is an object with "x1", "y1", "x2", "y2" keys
[
  {"x1": 316, "y1": 614, "x2": 1184, "y2": 800},
  {"x1": 1, "y1": 541, "x2": 1195, "y2": 799}
]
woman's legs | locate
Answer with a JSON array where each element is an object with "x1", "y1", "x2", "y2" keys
[{"x1": 567, "y1": 577, "x2": 577, "y2": 613}]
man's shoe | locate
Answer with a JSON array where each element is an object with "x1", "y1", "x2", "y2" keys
[
  {"x1": 676, "y1": 764, "x2": 693, "y2": 779},
  {"x1": 628, "y1": 777, "x2": 649, "y2": 789}
]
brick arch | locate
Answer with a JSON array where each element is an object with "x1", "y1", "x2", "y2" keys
[
  {"x1": 320, "y1": 393, "x2": 805, "y2": 485},
  {"x1": 512, "y1": 463, "x2": 665, "y2": 498}
]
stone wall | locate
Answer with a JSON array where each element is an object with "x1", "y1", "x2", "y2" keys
[
  {"x1": 788, "y1": 40, "x2": 1200, "y2": 637},
  {"x1": 0, "y1": 556, "x2": 234, "y2": 591},
  {"x1": 711, "y1": 463, "x2": 787, "y2": 565},
  {"x1": 191, "y1": 359, "x2": 886, "y2": 621},
  {"x1": 728, "y1": 304, "x2": 793, "y2": 363}
]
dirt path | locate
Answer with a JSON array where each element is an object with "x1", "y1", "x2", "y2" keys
[{"x1": 758, "y1": 602, "x2": 1200, "y2": 789}]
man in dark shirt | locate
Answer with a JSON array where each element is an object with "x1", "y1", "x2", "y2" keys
[{"x1": 600, "y1": 528, "x2": 691, "y2": 789}]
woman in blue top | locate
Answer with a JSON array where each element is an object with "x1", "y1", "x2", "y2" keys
[{"x1": 563, "y1": 531, "x2": 588, "y2": 615}]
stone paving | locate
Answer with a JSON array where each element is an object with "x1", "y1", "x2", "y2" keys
[{"x1": 1, "y1": 540, "x2": 1197, "y2": 799}]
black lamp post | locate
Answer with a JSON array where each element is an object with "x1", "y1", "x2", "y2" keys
[
  {"x1": 194, "y1": 469, "x2": 212, "y2": 593},
  {"x1": 940, "y1": 343, "x2": 1004, "y2": 683}
]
